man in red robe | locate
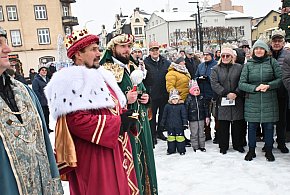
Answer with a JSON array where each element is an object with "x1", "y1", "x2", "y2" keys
[{"x1": 45, "y1": 29, "x2": 139, "y2": 195}]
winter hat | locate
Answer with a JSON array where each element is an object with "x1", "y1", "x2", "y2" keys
[
  {"x1": 169, "y1": 89, "x2": 180, "y2": 101},
  {"x1": 65, "y1": 29, "x2": 99, "y2": 59},
  {"x1": 203, "y1": 49, "x2": 213, "y2": 55},
  {"x1": 38, "y1": 64, "x2": 48, "y2": 73},
  {"x1": 284, "y1": 42, "x2": 290, "y2": 49},
  {"x1": 189, "y1": 80, "x2": 200, "y2": 95},
  {"x1": 185, "y1": 48, "x2": 194, "y2": 54},
  {"x1": 252, "y1": 39, "x2": 269, "y2": 52},
  {"x1": 221, "y1": 43, "x2": 235, "y2": 57},
  {"x1": 107, "y1": 34, "x2": 135, "y2": 50},
  {"x1": 174, "y1": 57, "x2": 185, "y2": 64}
]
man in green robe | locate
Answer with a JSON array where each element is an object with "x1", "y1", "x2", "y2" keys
[
  {"x1": 0, "y1": 26, "x2": 63, "y2": 195},
  {"x1": 100, "y1": 34, "x2": 158, "y2": 195}
]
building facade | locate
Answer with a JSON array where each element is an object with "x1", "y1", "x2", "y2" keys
[
  {"x1": 0, "y1": 0, "x2": 78, "y2": 76},
  {"x1": 252, "y1": 10, "x2": 281, "y2": 42}
]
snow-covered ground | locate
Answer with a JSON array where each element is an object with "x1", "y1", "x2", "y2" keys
[{"x1": 50, "y1": 124, "x2": 290, "y2": 195}]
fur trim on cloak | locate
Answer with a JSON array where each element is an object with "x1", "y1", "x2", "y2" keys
[{"x1": 44, "y1": 66, "x2": 127, "y2": 120}]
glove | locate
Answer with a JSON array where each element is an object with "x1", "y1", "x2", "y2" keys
[{"x1": 119, "y1": 109, "x2": 138, "y2": 135}]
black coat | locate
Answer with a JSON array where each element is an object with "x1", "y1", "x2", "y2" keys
[
  {"x1": 185, "y1": 57, "x2": 200, "y2": 79},
  {"x1": 144, "y1": 55, "x2": 171, "y2": 100},
  {"x1": 282, "y1": 55, "x2": 290, "y2": 107},
  {"x1": 32, "y1": 74, "x2": 50, "y2": 106},
  {"x1": 184, "y1": 94, "x2": 210, "y2": 121},
  {"x1": 160, "y1": 103, "x2": 187, "y2": 130}
]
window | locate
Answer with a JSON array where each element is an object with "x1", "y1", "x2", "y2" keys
[
  {"x1": 214, "y1": 18, "x2": 218, "y2": 23},
  {"x1": 264, "y1": 21, "x2": 266, "y2": 25},
  {"x1": 37, "y1": 28, "x2": 50, "y2": 45},
  {"x1": 240, "y1": 26, "x2": 245, "y2": 36},
  {"x1": 10, "y1": 30, "x2": 22, "y2": 46},
  {"x1": 135, "y1": 18, "x2": 140, "y2": 23},
  {"x1": 7, "y1": 6, "x2": 18, "y2": 21},
  {"x1": 34, "y1": 5, "x2": 47, "y2": 19},
  {"x1": 152, "y1": 21, "x2": 154, "y2": 26},
  {"x1": 63, "y1": 6, "x2": 69, "y2": 17},
  {"x1": 134, "y1": 27, "x2": 142, "y2": 35},
  {"x1": 273, "y1": 16, "x2": 277, "y2": 22},
  {"x1": 0, "y1": 6, "x2": 4, "y2": 21},
  {"x1": 156, "y1": 20, "x2": 158, "y2": 25}
]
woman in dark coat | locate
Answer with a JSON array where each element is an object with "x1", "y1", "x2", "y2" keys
[
  {"x1": 239, "y1": 39, "x2": 282, "y2": 162},
  {"x1": 210, "y1": 45, "x2": 245, "y2": 155}
]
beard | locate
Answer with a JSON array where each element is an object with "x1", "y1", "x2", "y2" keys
[{"x1": 114, "y1": 52, "x2": 130, "y2": 65}]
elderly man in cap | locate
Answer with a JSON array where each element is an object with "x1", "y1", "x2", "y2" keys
[
  {"x1": 0, "y1": 27, "x2": 63, "y2": 194},
  {"x1": 270, "y1": 29, "x2": 290, "y2": 153},
  {"x1": 144, "y1": 41, "x2": 171, "y2": 144},
  {"x1": 100, "y1": 34, "x2": 158, "y2": 195},
  {"x1": 45, "y1": 30, "x2": 139, "y2": 195}
]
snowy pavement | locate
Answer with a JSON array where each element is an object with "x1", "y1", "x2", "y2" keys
[{"x1": 50, "y1": 126, "x2": 290, "y2": 195}]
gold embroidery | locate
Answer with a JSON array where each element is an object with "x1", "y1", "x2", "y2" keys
[
  {"x1": 91, "y1": 115, "x2": 101, "y2": 143},
  {"x1": 96, "y1": 115, "x2": 106, "y2": 144}
]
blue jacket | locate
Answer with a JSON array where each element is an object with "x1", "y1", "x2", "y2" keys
[
  {"x1": 160, "y1": 103, "x2": 187, "y2": 130},
  {"x1": 195, "y1": 54, "x2": 217, "y2": 99}
]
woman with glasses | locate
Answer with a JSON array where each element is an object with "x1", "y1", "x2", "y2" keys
[
  {"x1": 210, "y1": 44, "x2": 245, "y2": 154},
  {"x1": 239, "y1": 39, "x2": 282, "y2": 162}
]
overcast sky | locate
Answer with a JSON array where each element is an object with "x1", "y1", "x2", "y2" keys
[{"x1": 71, "y1": 0, "x2": 281, "y2": 34}]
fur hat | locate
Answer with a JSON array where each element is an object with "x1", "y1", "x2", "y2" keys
[
  {"x1": 252, "y1": 39, "x2": 269, "y2": 52},
  {"x1": 0, "y1": 26, "x2": 7, "y2": 38},
  {"x1": 169, "y1": 89, "x2": 180, "y2": 101},
  {"x1": 65, "y1": 29, "x2": 99, "y2": 59},
  {"x1": 107, "y1": 34, "x2": 135, "y2": 50}
]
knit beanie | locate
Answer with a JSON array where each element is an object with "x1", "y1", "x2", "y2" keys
[
  {"x1": 221, "y1": 47, "x2": 235, "y2": 57},
  {"x1": 174, "y1": 57, "x2": 185, "y2": 64},
  {"x1": 252, "y1": 39, "x2": 269, "y2": 52},
  {"x1": 189, "y1": 80, "x2": 200, "y2": 95}
]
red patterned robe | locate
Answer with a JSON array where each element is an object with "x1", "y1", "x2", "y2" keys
[
  {"x1": 44, "y1": 66, "x2": 139, "y2": 195},
  {"x1": 66, "y1": 89, "x2": 139, "y2": 195}
]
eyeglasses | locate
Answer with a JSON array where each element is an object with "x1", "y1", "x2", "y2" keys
[{"x1": 221, "y1": 54, "x2": 231, "y2": 59}]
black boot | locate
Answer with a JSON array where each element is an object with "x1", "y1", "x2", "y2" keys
[
  {"x1": 244, "y1": 148, "x2": 256, "y2": 161},
  {"x1": 157, "y1": 131, "x2": 167, "y2": 141},
  {"x1": 265, "y1": 148, "x2": 275, "y2": 162}
]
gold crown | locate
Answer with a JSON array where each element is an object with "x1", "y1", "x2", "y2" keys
[
  {"x1": 64, "y1": 29, "x2": 89, "y2": 49},
  {"x1": 169, "y1": 88, "x2": 179, "y2": 97},
  {"x1": 221, "y1": 42, "x2": 234, "y2": 50},
  {"x1": 272, "y1": 29, "x2": 286, "y2": 39}
]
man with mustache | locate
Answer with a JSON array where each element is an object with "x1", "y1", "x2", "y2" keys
[
  {"x1": 0, "y1": 26, "x2": 63, "y2": 194},
  {"x1": 100, "y1": 34, "x2": 158, "y2": 195},
  {"x1": 45, "y1": 30, "x2": 139, "y2": 195}
]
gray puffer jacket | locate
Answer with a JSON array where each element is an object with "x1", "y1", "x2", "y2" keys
[{"x1": 210, "y1": 62, "x2": 244, "y2": 121}]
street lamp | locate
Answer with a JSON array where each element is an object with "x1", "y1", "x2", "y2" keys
[{"x1": 189, "y1": 1, "x2": 203, "y2": 51}]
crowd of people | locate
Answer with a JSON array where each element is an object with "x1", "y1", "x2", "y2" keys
[{"x1": 1, "y1": 22, "x2": 290, "y2": 195}]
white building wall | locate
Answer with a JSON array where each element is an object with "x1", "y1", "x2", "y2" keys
[
  {"x1": 225, "y1": 18, "x2": 252, "y2": 46},
  {"x1": 201, "y1": 12, "x2": 226, "y2": 27}
]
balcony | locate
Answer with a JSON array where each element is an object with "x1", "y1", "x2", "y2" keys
[
  {"x1": 62, "y1": 16, "x2": 79, "y2": 26},
  {"x1": 60, "y1": 0, "x2": 76, "y2": 3}
]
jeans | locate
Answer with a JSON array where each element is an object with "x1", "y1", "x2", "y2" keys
[{"x1": 248, "y1": 122, "x2": 274, "y2": 148}]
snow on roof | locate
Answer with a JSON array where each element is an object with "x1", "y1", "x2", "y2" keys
[
  {"x1": 154, "y1": 11, "x2": 195, "y2": 22},
  {"x1": 221, "y1": 10, "x2": 252, "y2": 19}
]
